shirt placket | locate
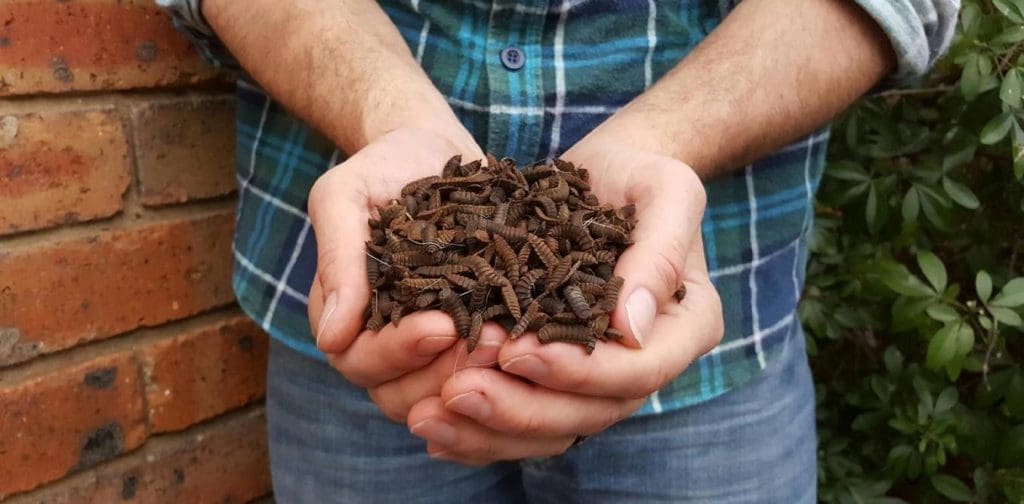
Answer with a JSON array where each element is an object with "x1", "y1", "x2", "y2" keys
[{"x1": 483, "y1": 1, "x2": 549, "y2": 164}]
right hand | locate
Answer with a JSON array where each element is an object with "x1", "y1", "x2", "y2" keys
[{"x1": 307, "y1": 126, "x2": 487, "y2": 420}]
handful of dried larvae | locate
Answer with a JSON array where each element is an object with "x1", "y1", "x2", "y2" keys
[{"x1": 363, "y1": 155, "x2": 636, "y2": 354}]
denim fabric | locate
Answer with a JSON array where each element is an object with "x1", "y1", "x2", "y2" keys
[{"x1": 265, "y1": 324, "x2": 817, "y2": 503}]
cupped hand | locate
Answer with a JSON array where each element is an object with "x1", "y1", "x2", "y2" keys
[
  {"x1": 406, "y1": 137, "x2": 724, "y2": 465},
  {"x1": 307, "y1": 126, "x2": 484, "y2": 406}
]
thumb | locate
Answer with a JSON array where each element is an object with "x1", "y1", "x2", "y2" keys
[
  {"x1": 610, "y1": 168, "x2": 706, "y2": 348},
  {"x1": 308, "y1": 171, "x2": 372, "y2": 354}
]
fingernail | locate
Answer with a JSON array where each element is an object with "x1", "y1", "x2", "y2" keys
[
  {"x1": 416, "y1": 336, "x2": 458, "y2": 356},
  {"x1": 625, "y1": 287, "x2": 656, "y2": 346},
  {"x1": 429, "y1": 450, "x2": 453, "y2": 460},
  {"x1": 316, "y1": 291, "x2": 338, "y2": 344},
  {"x1": 501, "y1": 354, "x2": 549, "y2": 379},
  {"x1": 446, "y1": 391, "x2": 491, "y2": 421},
  {"x1": 410, "y1": 418, "x2": 457, "y2": 446},
  {"x1": 464, "y1": 340, "x2": 501, "y2": 368}
]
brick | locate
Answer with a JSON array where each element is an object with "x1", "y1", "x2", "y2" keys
[
  {"x1": 8, "y1": 408, "x2": 271, "y2": 503},
  {"x1": 0, "y1": 212, "x2": 236, "y2": 366},
  {"x1": 0, "y1": 351, "x2": 147, "y2": 498},
  {"x1": 0, "y1": 108, "x2": 130, "y2": 236},
  {"x1": 0, "y1": 0, "x2": 222, "y2": 96},
  {"x1": 142, "y1": 316, "x2": 268, "y2": 433},
  {"x1": 132, "y1": 96, "x2": 237, "y2": 206}
]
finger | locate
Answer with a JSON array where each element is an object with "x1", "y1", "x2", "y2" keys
[
  {"x1": 307, "y1": 273, "x2": 325, "y2": 332},
  {"x1": 328, "y1": 311, "x2": 458, "y2": 387},
  {"x1": 440, "y1": 367, "x2": 644, "y2": 437},
  {"x1": 407, "y1": 397, "x2": 575, "y2": 464},
  {"x1": 500, "y1": 236, "x2": 723, "y2": 399},
  {"x1": 369, "y1": 323, "x2": 507, "y2": 422},
  {"x1": 611, "y1": 162, "x2": 706, "y2": 348},
  {"x1": 308, "y1": 168, "x2": 373, "y2": 354}
]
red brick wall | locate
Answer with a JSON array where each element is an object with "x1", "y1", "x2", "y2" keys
[{"x1": 0, "y1": 1, "x2": 272, "y2": 501}]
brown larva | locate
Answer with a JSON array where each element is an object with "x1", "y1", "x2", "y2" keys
[
  {"x1": 600, "y1": 275, "x2": 625, "y2": 312},
  {"x1": 563, "y1": 285, "x2": 593, "y2": 320},
  {"x1": 467, "y1": 311, "x2": 484, "y2": 352},
  {"x1": 440, "y1": 288, "x2": 471, "y2": 339}
]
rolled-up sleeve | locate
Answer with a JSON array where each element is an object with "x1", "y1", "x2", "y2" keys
[
  {"x1": 854, "y1": 0, "x2": 960, "y2": 85},
  {"x1": 155, "y1": 0, "x2": 239, "y2": 69}
]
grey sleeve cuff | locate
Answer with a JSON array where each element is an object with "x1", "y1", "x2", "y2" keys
[
  {"x1": 155, "y1": 0, "x2": 239, "y2": 69},
  {"x1": 853, "y1": 0, "x2": 960, "y2": 86}
]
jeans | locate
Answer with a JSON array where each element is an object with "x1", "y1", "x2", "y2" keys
[{"x1": 265, "y1": 329, "x2": 817, "y2": 503}]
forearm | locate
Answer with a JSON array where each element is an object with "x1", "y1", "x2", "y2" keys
[
  {"x1": 585, "y1": 0, "x2": 895, "y2": 178},
  {"x1": 202, "y1": 0, "x2": 474, "y2": 155}
]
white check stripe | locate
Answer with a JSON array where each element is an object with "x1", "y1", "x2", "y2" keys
[
  {"x1": 711, "y1": 313, "x2": 795, "y2": 354},
  {"x1": 234, "y1": 248, "x2": 310, "y2": 304},
  {"x1": 547, "y1": 0, "x2": 571, "y2": 159},
  {"x1": 240, "y1": 99, "x2": 271, "y2": 192},
  {"x1": 415, "y1": 20, "x2": 431, "y2": 64},
  {"x1": 649, "y1": 390, "x2": 663, "y2": 414},
  {"x1": 448, "y1": 98, "x2": 619, "y2": 116},
  {"x1": 644, "y1": 0, "x2": 657, "y2": 89},
  {"x1": 262, "y1": 219, "x2": 311, "y2": 327},
  {"x1": 236, "y1": 174, "x2": 308, "y2": 219},
  {"x1": 745, "y1": 166, "x2": 767, "y2": 369},
  {"x1": 793, "y1": 135, "x2": 814, "y2": 303},
  {"x1": 709, "y1": 235, "x2": 801, "y2": 279}
]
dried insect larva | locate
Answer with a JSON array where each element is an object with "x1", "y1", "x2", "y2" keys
[
  {"x1": 578, "y1": 281, "x2": 605, "y2": 296},
  {"x1": 517, "y1": 241, "x2": 533, "y2": 265},
  {"x1": 440, "y1": 288, "x2": 471, "y2": 339},
  {"x1": 535, "y1": 176, "x2": 570, "y2": 202},
  {"x1": 675, "y1": 284, "x2": 687, "y2": 302},
  {"x1": 479, "y1": 304, "x2": 510, "y2": 321},
  {"x1": 491, "y1": 235, "x2": 520, "y2": 283},
  {"x1": 450, "y1": 189, "x2": 488, "y2": 204},
  {"x1": 603, "y1": 328, "x2": 624, "y2": 341},
  {"x1": 415, "y1": 291, "x2": 439, "y2": 309},
  {"x1": 398, "y1": 277, "x2": 450, "y2": 290},
  {"x1": 594, "y1": 263, "x2": 614, "y2": 281},
  {"x1": 537, "y1": 296, "x2": 565, "y2": 316},
  {"x1": 444, "y1": 272, "x2": 478, "y2": 290},
  {"x1": 538, "y1": 323, "x2": 592, "y2": 343},
  {"x1": 499, "y1": 281, "x2": 522, "y2": 320},
  {"x1": 601, "y1": 275, "x2": 625, "y2": 312},
  {"x1": 485, "y1": 220, "x2": 529, "y2": 243},
  {"x1": 467, "y1": 311, "x2": 484, "y2": 353},
  {"x1": 571, "y1": 270, "x2": 605, "y2": 285},
  {"x1": 526, "y1": 233, "x2": 559, "y2": 269},
  {"x1": 508, "y1": 301, "x2": 537, "y2": 339},
  {"x1": 544, "y1": 257, "x2": 578, "y2": 293},
  {"x1": 366, "y1": 310, "x2": 386, "y2": 332},
  {"x1": 567, "y1": 251, "x2": 598, "y2": 265},
  {"x1": 515, "y1": 268, "x2": 545, "y2": 299},
  {"x1": 589, "y1": 314, "x2": 610, "y2": 336},
  {"x1": 433, "y1": 171, "x2": 493, "y2": 188},
  {"x1": 415, "y1": 264, "x2": 470, "y2": 276},
  {"x1": 367, "y1": 255, "x2": 382, "y2": 287},
  {"x1": 401, "y1": 175, "x2": 440, "y2": 198},
  {"x1": 391, "y1": 250, "x2": 435, "y2": 267},
  {"x1": 442, "y1": 155, "x2": 463, "y2": 178},
  {"x1": 390, "y1": 304, "x2": 405, "y2": 327},
  {"x1": 563, "y1": 285, "x2": 593, "y2": 319},
  {"x1": 462, "y1": 255, "x2": 506, "y2": 286},
  {"x1": 492, "y1": 202, "x2": 510, "y2": 224}
]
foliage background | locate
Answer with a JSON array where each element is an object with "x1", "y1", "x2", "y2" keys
[{"x1": 811, "y1": 1, "x2": 1024, "y2": 502}]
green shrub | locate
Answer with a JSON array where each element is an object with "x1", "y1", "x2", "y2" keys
[{"x1": 810, "y1": 1, "x2": 1024, "y2": 502}]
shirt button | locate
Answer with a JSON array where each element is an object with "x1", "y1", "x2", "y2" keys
[{"x1": 500, "y1": 46, "x2": 525, "y2": 70}]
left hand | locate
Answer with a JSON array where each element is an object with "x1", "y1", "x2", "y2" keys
[{"x1": 405, "y1": 135, "x2": 725, "y2": 465}]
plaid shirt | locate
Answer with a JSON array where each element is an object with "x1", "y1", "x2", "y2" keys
[{"x1": 160, "y1": 0, "x2": 956, "y2": 415}]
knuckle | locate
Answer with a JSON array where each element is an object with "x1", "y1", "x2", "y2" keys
[{"x1": 652, "y1": 248, "x2": 686, "y2": 292}]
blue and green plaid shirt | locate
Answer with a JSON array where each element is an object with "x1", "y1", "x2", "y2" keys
[{"x1": 160, "y1": 0, "x2": 956, "y2": 415}]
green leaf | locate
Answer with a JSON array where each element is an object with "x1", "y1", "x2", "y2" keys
[
  {"x1": 927, "y1": 324, "x2": 958, "y2": 370},
  {"x1": 993, "y1": 25, "x2": 1024, "y2": 44},
  {"x1": 980, "y1": 112, "x2": 1014, "y2": 144},
  {"x1": 875, "y1": 260, "x2": 936, "y2": 297},
  {"x1": 941, "y1": 177, "x2": 980, "y2": 209},
  {"x1": 884, "y1": 346, "x2": 904, "y2": 375},
  {"x1": 992, "y1": 278, "x2": 1024, "y2": 307},
  {"x1": 917, "y1": 251, "x2": 947, "y2": 293},
  {"x1": 934, "y1": 387, "x2": 958, "y2": 413},
  {"x1": 827, "y1": 160, "x2": 870, "y2": 181},
  {"x1": 989, "y1": 305, "x2": 1024, "y2": 326},
  {"x1": 866, "y1": 183, "x2": 881, "y2": 233},
  {"x1": 926, "y1": 303, "x2": 959, "y2": 322},
  {"x1": 961, "y1": 53, "x2": 983, "y2": 99},
  {"x1": 930, "y1": 474, "x2": 972, "y2": 502},
  {"x1": 902, "y1": 186, "x2": 920, "y2": 223},
  {"x1": 977, "y1": 271, "x2": 993, "y2": 303},
  {"x1": 1001, "y1": 69, "x2": 1023, "y2": 108},
  {"x1": 956, "y1": 323, "x2": 976, "y2": 356},
  {"x1": 996, "y1": 0, "x2": 1024, "y2": 22},
  {"x1": 1013, "y1": 122, "x2": 1024, "y2": 180}
]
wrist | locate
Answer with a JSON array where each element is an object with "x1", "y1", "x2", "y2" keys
[{"x1": 355, "y1": 87, "x2": 479, "y2": 158}]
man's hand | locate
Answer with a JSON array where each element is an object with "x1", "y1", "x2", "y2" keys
[
  {"x1": 308, "y1": 128, "x2": 486, "y2": 416},
  {"x1": 405, "y1": 139, "x2": 724, "y2": 464}
]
